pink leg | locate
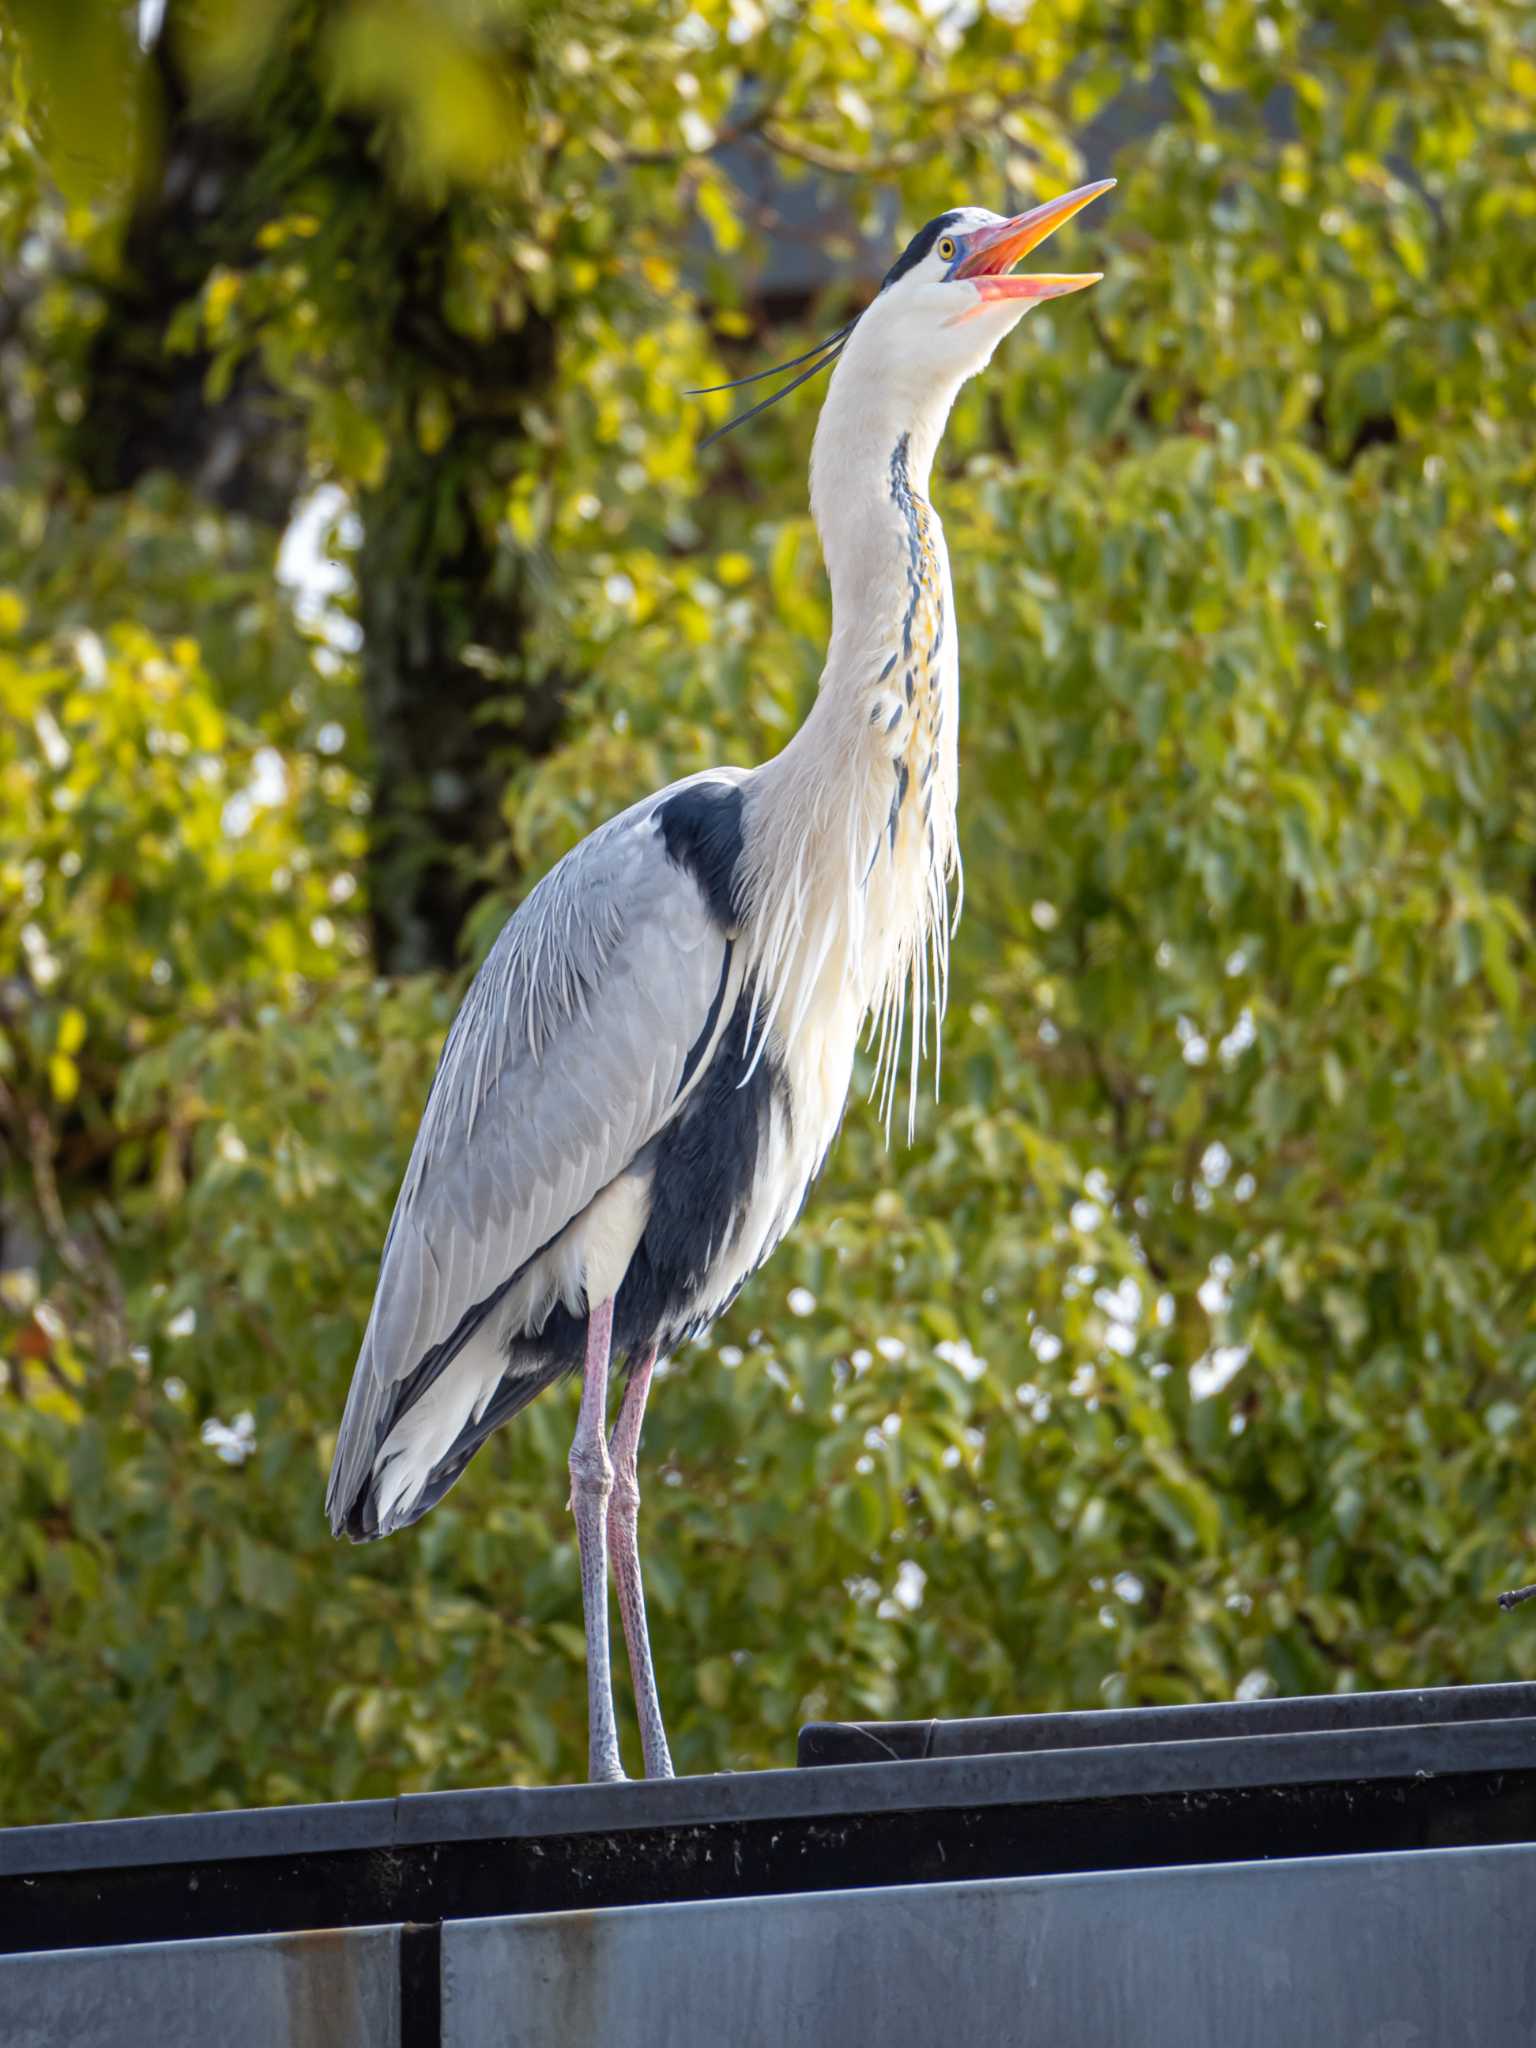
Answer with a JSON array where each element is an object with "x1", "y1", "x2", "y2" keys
[
  {"x1": 568, "y1": 1295, "x2": 624, "y2": 1783},
  {"x1": 608, "y1": 1351, "x2": 674, "y2": 1779}
]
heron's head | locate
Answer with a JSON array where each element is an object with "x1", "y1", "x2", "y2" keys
[
  {"x1": 856, "y1": 179, "x2": 1114, "y2": 394},
  {"x1": 696, "y1": 180, "x2": 1112, "y2": 449}
]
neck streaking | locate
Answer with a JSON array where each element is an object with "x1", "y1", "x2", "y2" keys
[
  {"x1": 872, "y1": 432, "x2": 948, "y2": 860},
  {"x1": 741, "y1": 367, "x2": 964, "y2": 1138}
]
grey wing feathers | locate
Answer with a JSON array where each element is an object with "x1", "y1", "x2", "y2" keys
[{"x1": 325, "y1": 777, "x2": 742, "y2": 1528}]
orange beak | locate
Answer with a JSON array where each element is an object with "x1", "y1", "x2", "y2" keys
[{"x1": 952, "y1": 178, "x2": 1114, "y2": 304}]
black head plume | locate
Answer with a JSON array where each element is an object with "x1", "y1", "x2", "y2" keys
[{"x1": 688, "y1": 321, "x2": 856, "y2": 448}]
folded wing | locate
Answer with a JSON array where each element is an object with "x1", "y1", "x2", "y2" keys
[{"x1": 325, "y1": 775, "x2": 744, "y2": 1533}]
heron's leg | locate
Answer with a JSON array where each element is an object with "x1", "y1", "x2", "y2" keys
[
  {"x1": 569, "y1": 1293, "x2": 624, "y2": 1783},
  {"x1": 607, "y1": 1350, "x2": 674, "y2": 1780}
]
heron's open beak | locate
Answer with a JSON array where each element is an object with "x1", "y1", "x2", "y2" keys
[{"x1": 953, "y1": 178, "x2": 1115, "y2": 304}]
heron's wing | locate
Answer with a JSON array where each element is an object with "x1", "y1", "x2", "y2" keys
[{"x1": 326, "y1": 773, "x2": 744, "y2": 1526}]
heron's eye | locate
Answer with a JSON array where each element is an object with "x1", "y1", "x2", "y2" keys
[{"x1": 937, "y1": 236, "x2": 957, "y2": 262}]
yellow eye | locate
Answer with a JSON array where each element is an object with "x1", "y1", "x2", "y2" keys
[{"x1": 937, "y1": 236, "x2": 957, "y2": 261}]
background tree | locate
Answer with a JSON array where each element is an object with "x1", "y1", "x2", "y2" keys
[{"x1": 1, "y1": 0, "x2": 1533, "y2": 1820}]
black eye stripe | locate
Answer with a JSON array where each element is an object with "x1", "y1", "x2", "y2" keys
[{"x1": 879, "y1": 211, "x2": 968, "y2": 292}]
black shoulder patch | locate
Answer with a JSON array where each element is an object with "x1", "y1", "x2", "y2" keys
[
  {"x1": 880, "y1": 211, "x2": 965, "y2": 293},
  {"x1": 658, "y1": 781, "x2": 745, "y2": 930}
]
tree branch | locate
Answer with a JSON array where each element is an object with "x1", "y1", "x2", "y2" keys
[
  {"x1": 760, "y1": 88, "x2": 1051, "y2": 178},
  {"x1": 0, "y1": 1078, "x2": 126, "y2": 1363},
  {"x1": 618, "y1": 99, "x2": 778, "y2": 168},
  {"x1": 759, "y1": 122, "x2": 937, "y2": 177}
]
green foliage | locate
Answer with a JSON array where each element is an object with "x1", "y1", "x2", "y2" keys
[{"x1": 2, "y1": 0, "x2": 1535, "y2": 1820}]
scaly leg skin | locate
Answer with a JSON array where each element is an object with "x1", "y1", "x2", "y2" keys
[
  {"x1": 569, "y1": 1294, "x2": 625, "y2": 1783},
  {"x1": 608, "y1": 1350, "x2": 675, "y2": 1780}
]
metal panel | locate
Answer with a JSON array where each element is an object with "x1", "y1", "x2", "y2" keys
[
  {"x1": 442, "y1": 1844, "x2": 1536, "y2": 2048},
  {"x1": 0, "y1": 1924, "x2": 401, "y2": 2048}
]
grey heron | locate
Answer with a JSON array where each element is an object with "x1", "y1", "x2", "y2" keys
[{"x1": 327, "y1": 180, "x2": 1114, "y2": 1782}]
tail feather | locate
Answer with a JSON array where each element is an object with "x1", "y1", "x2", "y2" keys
[
  {"x1": 338, "y1": 1357, "x2": 569, "y2": 1541},
  {"x1": 326, "y1": 1265, "x2": 519, "y2": 1538},
  {"x1": 328, "y1": 1300, "x2": 588, "y2": 1542}
]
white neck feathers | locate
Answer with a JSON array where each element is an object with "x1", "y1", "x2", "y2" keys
[{"x1": 738, "y1": 349, "x2": 966, "y2": 1136}]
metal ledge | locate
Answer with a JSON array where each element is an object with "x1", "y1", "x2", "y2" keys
[
  {"x1": 8, "y1": 1680, "x2": 1536, "y2": 1880},
  {"x1": 798, "y1": 1677, "x2": 1536, "y2": 1764},
  {"x1": 4, "y1": 1683, "x2": 1535, "y2": 1961}
]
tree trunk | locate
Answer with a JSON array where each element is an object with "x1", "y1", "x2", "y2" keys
[
  {"x1": 357, "y1": 432, "x2": 565, "y2": 974},
  {"x1": 57, "y1": 13, "x2": 567, "y2": 974}
]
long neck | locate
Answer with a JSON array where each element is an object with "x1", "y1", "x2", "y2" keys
[
  {"x1": 809, "y1": 367, "x2": 952, "y2": 648},
  {"x1": 740, "y1": 356, "x2": 965, "y2": 1130}
]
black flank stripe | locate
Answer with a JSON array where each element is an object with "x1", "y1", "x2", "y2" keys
[{"x1": 677, "y1": 940, "x2": 734, "y2": 1098}]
